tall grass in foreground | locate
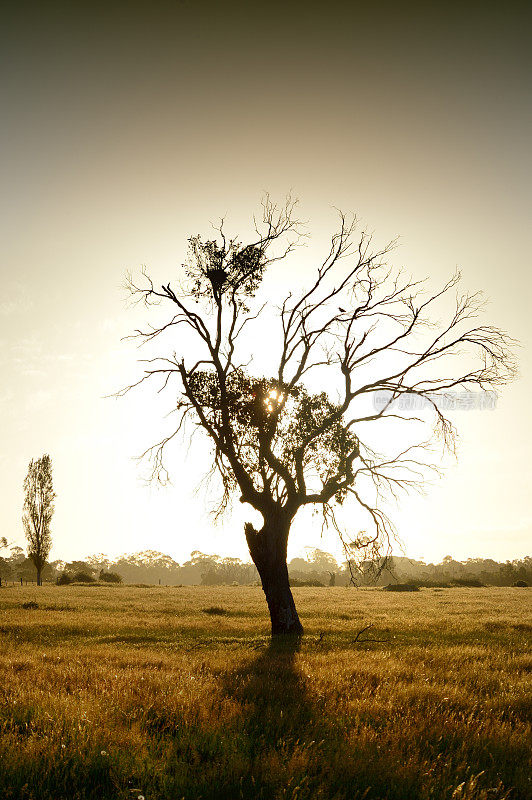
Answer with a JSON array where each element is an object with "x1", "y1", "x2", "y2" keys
[{"x1": 0, "y1": 586, "x2": 530, "y2": 799}]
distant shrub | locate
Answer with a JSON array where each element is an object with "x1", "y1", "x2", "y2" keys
[
  {"x1": 72, "y1": 571, "x2": 96, "y2": 583},
  {"x1": 201, "y1": 606, "x2": 228, "y2": 615},
  {"x1": 99, "y1": 571, "x2": 122, "y2": 584},
  {"x1": 513, "y1": 580, "x2": 528, "y2": 588},
  {"x1": 290, "y1": 578, "x2": 325, "y2": 587},
  {"x1": 414, "y1": 580, "x2": 452, "y2": 588},
  {"x1": 384, "y1": 583, "x2": 420, "y2": 592},
  {"x1": 21, "y1": 601, "x2": 38, "y2": 609},
  {"x1": 57, "y1": 572, "x2": 71, "y2": 585},
  {"x1": 452, "y1": 578, "x2": 485, "y2": 587}
]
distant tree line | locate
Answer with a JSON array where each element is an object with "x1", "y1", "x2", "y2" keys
[{"x1": 0, "y1": 545, "x2": 530, "y2": 587}]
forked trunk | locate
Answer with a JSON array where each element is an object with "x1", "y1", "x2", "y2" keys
[{"x1": 245, "y1": 515, "x2": 303, "y2": 636}]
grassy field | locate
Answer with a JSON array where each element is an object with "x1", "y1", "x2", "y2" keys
[{"x1": 0, "y1": 585, "x2": 530, "y2": 800}]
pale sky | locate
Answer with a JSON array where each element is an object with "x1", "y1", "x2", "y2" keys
[{"x1": 1, "y1": 1, "x2": 531, "y2": 566}]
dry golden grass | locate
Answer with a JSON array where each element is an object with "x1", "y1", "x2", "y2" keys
[{"x1": 0, "y1": 585, "x2": 530, "y2": 799}]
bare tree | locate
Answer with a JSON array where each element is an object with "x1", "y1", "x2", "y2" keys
[
  {"x1": 120, "y1": 197, "x2": 515, "y2": 635},
  {"x1": 22, "y1": 454, "x2": 55, "y2": 586}
]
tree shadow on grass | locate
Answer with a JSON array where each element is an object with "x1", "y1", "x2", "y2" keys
[
  {"x1": 219, "y1": 635, "x2": 317, "y2": 799},
  {"x1": 216, "y1": 636, "x2": 408, "y2": 800},
  {"x1": 214, "y1": 638, "x2": 515, "y2": 800},
  {"x1": 147, "y1": 633, "x2": 521, "y2": 800}
]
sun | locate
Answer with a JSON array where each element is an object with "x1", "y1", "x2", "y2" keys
[{"x1": 264, "y1": 388, "x2": 284, "y2": 413}]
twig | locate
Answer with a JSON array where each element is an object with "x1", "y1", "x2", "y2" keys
[{"x1": 351, "y1": 623, "x2": 388, "y2": 644}]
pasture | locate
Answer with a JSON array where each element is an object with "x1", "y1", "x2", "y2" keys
[{"x1": 0, "y1": 585, "x2": 530, "y2": 799}]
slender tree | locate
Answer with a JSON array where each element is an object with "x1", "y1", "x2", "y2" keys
[
  {"x1": 0, "y1": 537, "x2": 9, "y2": 587},
  {"x1": 22, "y1": 454, "x2": 55, "y2": 586},
  {"x1": 120, "y1": 198, "x2": 515, "y2": 635}
]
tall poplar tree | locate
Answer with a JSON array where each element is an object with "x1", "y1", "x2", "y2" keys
[{"x1": 22, "y1": 454, "x2": 55, "y2": 586}]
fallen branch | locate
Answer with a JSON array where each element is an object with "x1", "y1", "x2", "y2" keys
[{"x1": 351, "y1": 623, "x2": 388, "y2": 644}]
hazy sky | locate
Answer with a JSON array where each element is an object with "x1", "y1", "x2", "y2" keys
[{"x1": 1, "y1": 1, "x2": 531, "y2": 566}]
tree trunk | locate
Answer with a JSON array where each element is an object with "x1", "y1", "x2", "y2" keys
[
  {"x1": 245, "y1": 515, "x2": 303, "y2": 636},
  {"x1": 36, "y1": 568, "x2": 41, "y2": 586}
]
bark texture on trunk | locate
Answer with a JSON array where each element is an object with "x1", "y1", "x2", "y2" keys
[{"x1": 245, "y1": 517, "x2": 303, "y2": 636}]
